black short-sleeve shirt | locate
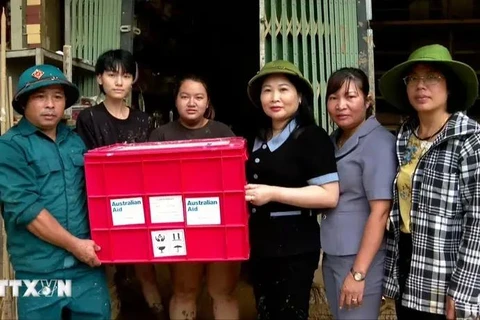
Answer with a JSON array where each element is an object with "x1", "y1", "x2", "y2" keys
[
  {"x1": 246, "y1": 120, "x2": 338, "y2": 257},
  {"x1": 149, "y1": 120, "x2": 234, "y2": 142},
  {"x1": 75, "y1": 103, "x2": 152, "y2": 150}
]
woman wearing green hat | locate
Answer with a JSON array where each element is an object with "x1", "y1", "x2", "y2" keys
[
  {"x1": 380, "y1": 44, "x2": 480, "y2": 319},
  {"x1": 245, "y1": 60, "x2": 339, "y2": 319}
]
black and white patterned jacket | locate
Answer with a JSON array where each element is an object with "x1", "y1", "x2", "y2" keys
[{"x1": 384, "y1": 112, "x2": 480, "y2": 319}]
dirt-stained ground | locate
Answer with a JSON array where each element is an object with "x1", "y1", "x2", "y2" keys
[
  {"x1": 115, "y1": 261, "x2": 397, "y2": 320},
  {"x1": 0, "y1": 261, "x2": 396, "y2": 319}
]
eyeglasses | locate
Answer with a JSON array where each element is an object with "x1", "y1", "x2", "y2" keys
[{"x1": 403, "y1": 74, "x2": 444, "y2": 86}]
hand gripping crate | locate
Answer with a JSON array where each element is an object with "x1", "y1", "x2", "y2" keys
[{"x1": 83, "y1": 137, "x2": 250, "y2": 263}]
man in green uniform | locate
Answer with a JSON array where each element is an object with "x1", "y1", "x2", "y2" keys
[{"x1": 0, "y1": 64, "x2": 111, "y2": 319}]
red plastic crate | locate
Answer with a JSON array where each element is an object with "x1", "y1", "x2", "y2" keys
[{"x1": 83, "y1": 137, "x2": 250, "y2": 263}]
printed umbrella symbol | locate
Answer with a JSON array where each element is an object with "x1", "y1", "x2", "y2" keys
[{"x1": 174, "y1": 245, "x2": 182, "y2": 253}]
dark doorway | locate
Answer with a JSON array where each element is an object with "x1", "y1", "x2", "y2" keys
[{"x1": 131, "y1": 0, "x2": 260, "y2": 138}]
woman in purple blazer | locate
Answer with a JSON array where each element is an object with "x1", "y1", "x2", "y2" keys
[{"x1": 321, "y1": 68, "x2": 397, "y2": 319}]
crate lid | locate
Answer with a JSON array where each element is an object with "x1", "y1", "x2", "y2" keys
[{"x1": 85, "y1": 137, "x2": 246, "y2": 157}]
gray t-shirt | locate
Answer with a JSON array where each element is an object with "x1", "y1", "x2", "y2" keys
[{"x1": 149, "y1": 120, "x2": 235, "y2": 142}]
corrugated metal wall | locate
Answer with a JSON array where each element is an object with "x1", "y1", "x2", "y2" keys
[
  {"x1": 260, "y1": 0, "x2": 359, "y2": 132},
  {"x1": 65, "y1": 0, "x2": 123, "y2": 97}
]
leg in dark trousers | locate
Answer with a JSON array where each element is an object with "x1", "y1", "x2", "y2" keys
[
  {"x1": 250, "y1": 251, "x2": 320, "y2": 320},
  {"x1": 396, "y1": 302, "x2": 446, "y2": 320}
]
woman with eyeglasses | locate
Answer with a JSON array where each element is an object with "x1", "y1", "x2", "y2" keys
[{"x1": 380, "y1": 44, "x2": 480, "y2": 320}]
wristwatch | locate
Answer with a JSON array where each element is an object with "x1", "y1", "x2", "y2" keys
[{"x1": 350, "y1": 268, "x2": 366, "y2": 282}]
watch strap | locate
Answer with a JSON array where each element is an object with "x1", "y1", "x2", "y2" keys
[{"x1": 350, "y1": 268, "x2": 365, "y2": 281}]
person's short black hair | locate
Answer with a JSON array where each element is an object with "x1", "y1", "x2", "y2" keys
[{"x1": 95, "y1": 49, "x2": 137, "y2": 94}]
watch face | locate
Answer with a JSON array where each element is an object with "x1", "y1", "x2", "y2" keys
[{"x1": 354, "y1": 273, "x2": 363, "y2": 281}]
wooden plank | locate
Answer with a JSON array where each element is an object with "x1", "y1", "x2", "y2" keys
[
  {"x1": 0, "y1": 7, "x2": 17, "y2": 320},
  {"x1": 371, "y1": 19, "x2": 480, "y2": 27},
  {"x1": 64, "y1": 0, "x2": 71, "y2": 45},
  {"x1": 259, "y1": 0, "x2": 266, "y2": 68},
  {"x1": 1, "y1": 7, "x2": 6, "y2": 135},
  {"x1": 35, "y1": 47, "x2": 44, "y2": 64},
  {"x1": 10, "y1": 0, "x2": 25, "y2": 50},
  {"x1": 6, "y1": 48, "x2": 96, "y2": 72},
  {"x1": 367, "y1": 28, "x2": 375, "y2": 113},
  {"x1": 42, "y1": 0, "x2": 62, "y2": 51},
  {"x1": 5, "y1": 73, "x2": 11, "y2": 129},
  {"x1": 5, "y1": 48, "x2": 36, "y2": 58},
  {"x1": 43, "y1": 49, "x2": 95, "y2": 72},
  {"x1": 27, "y1": 33, "x2": 41, "y2": 44},
  {"x1": 26, "y1": 23, "x2": 41, "y2": 34},
  {"x1": 63, "y1": 45, "x2": 73, "y2": 118},
  {"x1": 8, "y1": 76, "x2": 13, "y2": 127},
  {"x1": 25, "y1": 5, "x2": 41, "y2": 24},
  {"x1": 63, "y1": 45, "x2": 72, "y2": 81}
]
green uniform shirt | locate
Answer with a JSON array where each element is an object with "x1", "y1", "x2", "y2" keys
[{"x1": 0, "y1": 117, "x2": 90, "y2": 274}]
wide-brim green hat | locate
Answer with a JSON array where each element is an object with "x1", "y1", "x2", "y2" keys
[
  {"x1": 12, "y1": 64, "x2": 80, "y2": 115},
  {"x1": 247, "y1": 60, "x2": 313, "y2": 108},
  {"x1": 379, "y1": 44, "x2": 479, "y2": 111}
]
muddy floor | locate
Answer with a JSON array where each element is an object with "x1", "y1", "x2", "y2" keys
[
  {"x1": 0, "y1": 262, "x2": 396, "y2": 320},
  {"x1": 113, "y1": 262, "x2": 397, "y2": 320}
]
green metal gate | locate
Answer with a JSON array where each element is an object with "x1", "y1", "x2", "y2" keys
[
  {"x1": 260, "y1": 0, "x2": 362, "y2": 132},
  {"x1": 65, "y1": 0, "x2": 123, "y2": 96}
]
